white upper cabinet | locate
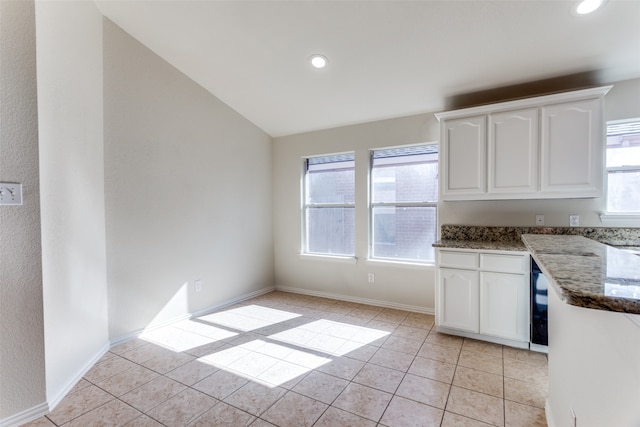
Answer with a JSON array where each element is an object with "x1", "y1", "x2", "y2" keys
[
  {"x1": 435, "y1": 86, "x2": 611, "y2": 200},
  {"x1": 488, "y1": 108, "x2": 538, "y2": 195},
  {"x1": 541, "y1": 98, "x2": 603, "y2": 196},
  {"x1": 442, "y1": 116, "x2": 486, "y2": 197}
]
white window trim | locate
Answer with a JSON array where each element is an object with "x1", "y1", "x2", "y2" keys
[
  {"x1": 601, "y1": 118, "x2": 640, "y2": 225},
  {"x1": 298, "y1": 253, "x2": 358, "y2": 263},
  {"x1": 599, "y1": 213, "x2": 640, "y2": 224},
  {"x1": 301, "y1": 152, "x2": 356, "y2": 258},
  {"x1": 365, "y1": 257, "x2": 435, "y2": 268},
  {"x1": 368, "y1": 143, "x2": 439, "y2": 264}
]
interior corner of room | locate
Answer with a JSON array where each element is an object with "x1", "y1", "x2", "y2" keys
[{"x1": 1, "y1": 0, "x2": 639, "y2": 426}]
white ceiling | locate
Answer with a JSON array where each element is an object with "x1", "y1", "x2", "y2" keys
[{"x1": 95, "y1": 0, "x2": 640, "y2": 137}]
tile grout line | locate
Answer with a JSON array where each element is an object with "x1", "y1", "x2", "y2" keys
[{"x1": 35, "y1": 293, "x2": 547, "y2": 427}]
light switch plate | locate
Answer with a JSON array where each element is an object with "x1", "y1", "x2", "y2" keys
[
  {"x1": 535, "y1": 214, "x2": 545, "y2": 226},
  {"x1": 0, "y1": 183, "x2": 22, "y2": 205}
]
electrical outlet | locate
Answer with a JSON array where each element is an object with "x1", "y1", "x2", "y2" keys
[
  {"x1": 569, "y1": 215, "x2": 580, "y2": 227},
  {"x1": 0, "y1": 183, "x2": 22, "y2": 205},
  {"x1": 195, "y1": 280, "x2": 202, "y2": 293},
  {"x1": 367, "y1": 273, "x2": 375, "y2": 283},
  {"x1": 536, "y1": 214, "x2": 545, "y2": 226}
]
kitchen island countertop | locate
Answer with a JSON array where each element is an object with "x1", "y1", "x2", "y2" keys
[{"x1": 522, "y1": 234, "x2": 640, "y2": 314}]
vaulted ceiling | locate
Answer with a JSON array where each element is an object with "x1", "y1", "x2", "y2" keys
[{"x1": 96, "y1": 0, "x2": 640, "y2": 137}]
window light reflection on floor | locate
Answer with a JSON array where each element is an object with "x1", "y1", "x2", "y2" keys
[
  {"x1": 196, "y1": 305, "x2": 390, "y2": 387},
  {"x1": 141, "y1": 303, "x2": 393, "y2": 388},
  {"x1": 139, "y1": 323, "x2": 237, "y2": 352},
  {"x1": 140, "y1": 304, "x2": 300, "y2": 352},
  {"x1": 197, "y1": 339, "x2": 331, "y2": 387},
  {"x1": 198, "y1": 305, "x2": 302, "y2": 332}
]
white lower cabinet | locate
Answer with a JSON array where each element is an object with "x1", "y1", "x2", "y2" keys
[
  {"x1": 480, "y1": 272, "x2": 529, "y2": 341},
  {"x1": 436, "y1": 249, "x2": 530, "y2": 347},
  {"x1": 439, "y1": 268, "x2": 479, "y2": 333}
]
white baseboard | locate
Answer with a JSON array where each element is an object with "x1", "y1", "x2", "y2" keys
[
  {"x1": 1, "y1": 342, "x2": 111, "y2": 427},
  {"x1": 110, "y1": 286, "x2": 276, "y2": 348},
  {"x1": 545, "y1": 399, "x2": 555, "y2": 427},
  {"x1": 191, "y1": 286, "x2": 276, "y2": 318},
  {"x1": 47, "y1": 341, "x2": 111, "y2": 412},
  {"x1": 0, "y1": 402, "x2": 49, "y2": 427},
  {"x1": 1, "y1": 287, "x2": 276, "y2": 427},
  {"x1": 275, "y1": 285, "x2": 435, "y2": 315},
  {"x1": 109, "y1": 314, "x2": 192, "y2": 348}
]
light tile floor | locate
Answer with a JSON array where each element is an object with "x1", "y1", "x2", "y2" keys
[{"x1": 23, "y1": 291, "x2": 548, "y2": 427}]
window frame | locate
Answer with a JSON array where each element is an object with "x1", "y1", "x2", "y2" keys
[
  {"x1": 600, "y1": 117, "x2": 640, "y2": 222},
  {"x1": 601, "y1": 118, "x2": 640, "y2": 223},
  {"x1": 301, "y1": 152, "x2": 356, "y2": 259},
  {"x1": 368, "y1": 143, "x2": 439, "y2": 264}
]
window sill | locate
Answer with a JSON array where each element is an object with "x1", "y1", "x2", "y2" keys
[
  {"x1": 298, "y1": 253, "x2": 358, "y2": 264},
  {"x1": 366, "y1": 258, "x2": 434, "y2": 268},
  {"x1": 599, "y1": 213, "x2": 640, "y2": 225}
]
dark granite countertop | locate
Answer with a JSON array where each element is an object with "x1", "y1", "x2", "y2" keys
[
  {"x1": 433, "y1": 239, "x2": 527, "y2": 252},
  {"x1": 439, "y1": 224, "x2": 640, "y2": 245},
  {"x1": 522, "y1": 234, "x2": 640, "y2": 314}
]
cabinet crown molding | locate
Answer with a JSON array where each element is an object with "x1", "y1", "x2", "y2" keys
[{"x1": 435, "y1": 85, "x2": 612, "y2": 121}]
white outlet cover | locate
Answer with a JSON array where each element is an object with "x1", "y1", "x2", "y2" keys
[
  {"x1": 569, "y1": 215, "x2": 580, "y2": 227},
  {"x1": 535, "y1": 214, "x2": 544, "y2": 226}
]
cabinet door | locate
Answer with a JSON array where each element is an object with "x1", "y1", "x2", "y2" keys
[
  {"x1": 488, "y1": 108, "x2": 538, "y2": 195},
  {"x1": 480, "y1": 272, "x2": 529, "y2": 342},
  {"x1": 540, "y1": 98, "x2": 603, "y2": 197},
  {"x1": 441, "y1": 116, "x2": 486, "y2": 200},
  {"x1": 437, "y1": 268, "x2": 479, "y2": 333}
]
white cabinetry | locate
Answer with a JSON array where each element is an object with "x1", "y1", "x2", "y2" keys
[
  {"x1": 436, "y1": 86, "x2": 611, "y2": 200},
  {"x1": 439, "y1": 268, "x2": 479, "y2": 333},
  {"x1": 480, "y1": 271, "x2": 529, "y2": 341},
  {"x1": 488, "y1": 108, "x2": 538, "y2": 195},
  {"x1": 436, "y1": 248, "x2": 530, "y2": 347},
  {"x1": 541, "y1": 98, "x2": 603, "y2": 196},
  {"x1": 442, "y1": 116, "x2": 486, "y2": 197}
]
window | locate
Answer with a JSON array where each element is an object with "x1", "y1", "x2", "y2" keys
[
  {"x1": 606, "y1": 120, "x2": 640, "y2": 213},
  {"x1": 303, "y1": 153, "x2": 355, "y2": 256},
  {"x1": 370, "y1": 145, "x2": 438, "y2": 262}
]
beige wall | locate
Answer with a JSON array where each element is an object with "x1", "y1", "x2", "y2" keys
[
  {"x1": 2, "y1": 2, "x2": 639, "y2": 421},
  {"x1": 273, "y1": 114, "x2": 439, "y2": 312},
  {"x1": 35, "y1": 0, "x2": 110, "y2": 407},
  {"x1": 272, "y1": 78, "x2": 640, "y2": 313},
  {"x1": 0, "y1": 0, "x2": 47, "y2": 421},
  {"x1": 2, "y1": 6, "x2": 275, "y2": 423},
  {"x1": 103, "y1": 19, "x2": 275, "y2": 341}
]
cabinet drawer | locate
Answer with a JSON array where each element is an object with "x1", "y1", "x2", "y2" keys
[
  {"x1": 480, "y1": 253, "x2": 527, "y2": 274},
  {"x1": 439, "y1": 251, "x2": 478, "y2": 269}
]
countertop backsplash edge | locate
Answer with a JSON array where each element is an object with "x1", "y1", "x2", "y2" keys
[{"x1": 439, "y1": 224, "x2": 640, "y2": 246}]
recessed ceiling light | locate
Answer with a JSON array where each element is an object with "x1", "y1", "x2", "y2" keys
[
  {"x1": 576, "y1": 0, "x2": 605, "y2": 14},
  {"x1": 310, "y1": 54, "x2": 328, "y2": 69}
]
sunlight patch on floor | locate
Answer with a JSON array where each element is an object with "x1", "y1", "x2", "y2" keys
[{"x1": 191, "y1": 304, "x2": 391, "y2": 387}]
